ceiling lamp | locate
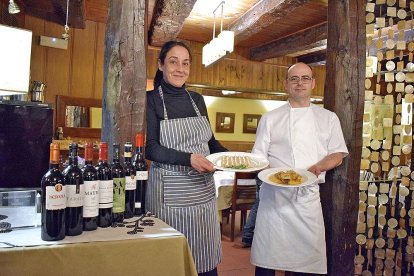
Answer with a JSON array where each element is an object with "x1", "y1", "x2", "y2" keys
[
  {"x1": 39, "y1": 0, "x2": 70, "y2": 50},
  {"x1": 62, "y1": 0, "x2": 70, "y2": 40},
  {"x1": 202, "y1": 1, "x2": 234, "y2": 67},
  {"x1": 8, "y1": 0, "x2": 20, "y2": 14}
]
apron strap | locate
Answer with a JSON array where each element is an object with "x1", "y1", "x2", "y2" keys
[
  {"x1": 157, "y1": 85, "x2": 202, "y2": 120},
  {"x1": 157, "y1": 86, "x2": 169, "y2": 120}
]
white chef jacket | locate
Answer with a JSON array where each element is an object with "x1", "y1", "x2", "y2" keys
[{"x1": 250, "y1": 103, "x2": 348, "y2": 273}]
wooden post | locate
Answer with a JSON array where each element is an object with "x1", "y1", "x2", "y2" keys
[
  {"x1": 321, "y1": 0, "x2": 366, "y2": 274},
  {"x1": 102, "y1": 0, "x2": 147, "y2": 158}
]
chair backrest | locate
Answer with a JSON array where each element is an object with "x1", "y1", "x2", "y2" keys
[{"x1": 231, "y1": 172, "x2": 257, "y2": 211}]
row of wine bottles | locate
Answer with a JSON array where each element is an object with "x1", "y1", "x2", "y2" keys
[{"x1": 41, "y1": 134, "x2": 148, "y2": 241}]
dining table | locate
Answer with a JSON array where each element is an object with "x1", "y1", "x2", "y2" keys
[{"x1": 0, "y1": 216, "x2": 197, "y2": 276}]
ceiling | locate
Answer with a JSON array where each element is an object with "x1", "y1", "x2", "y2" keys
[{"x1": 6, "y1": 0, "x2": 328, "y2": 64}]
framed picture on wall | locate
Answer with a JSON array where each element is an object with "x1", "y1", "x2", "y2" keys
[
  {"x1": 243, "y1": 114, "x2": 261, "y2": 134},
  {"x1": 216, "y1": 112, "x2": 235, "y2": 133}
]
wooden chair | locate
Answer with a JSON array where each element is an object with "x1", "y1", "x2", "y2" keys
[{"x1": 229, "y1": 172, "x2": 257, "y2": 242}]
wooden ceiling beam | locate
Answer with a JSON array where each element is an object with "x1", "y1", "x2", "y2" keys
[
  {"x1": 229, "y1": 0, "x2": 311, "y2": 44},
  {"x1": 57, "y1": 0, "x2": 85, "y2": 29},
  {"x1": 250, "y1": 22, "x2": 327, "y2": 61},
  {"x1": 149, "y1": 0, "x2": 197, "y2": 47},
  {"x1": 22, "y1": 0, "x2": 86, "y2": 29},
  {"x1": 297, "y1": 50, "x2": 326, "y2": 65}
]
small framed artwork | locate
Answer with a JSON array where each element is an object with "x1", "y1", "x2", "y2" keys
[
  {"x1": 216, "y1": 112, "x2": 235, "y2": 133},
  {"x1": 243, "y1": 114, "x2": 261, "y2": 134}
]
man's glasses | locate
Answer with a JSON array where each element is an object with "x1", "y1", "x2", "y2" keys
[{"x1": 287, "y1": 76, "x2": 313, "y2": 84}]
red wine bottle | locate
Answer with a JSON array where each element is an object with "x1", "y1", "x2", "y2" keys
[
  {"x1": 133, "y1": 133, "x2": 148, "y2": 215},
  {"x1": 81, "y1": 143, "x2": 99, "y2": 231},
  {"x1": 95, "y1": 142, "x2": 113, "y2": 228},
  {"x1": 41, "y1": 143, "x2": 66, "y2": 241},
  {"x1": 63, "y1": 143, "x2": 84, "y2": 236},
  {"x1": 112, "y1": 143, "x2": 125, "y2": 223},
  {"x1": 123, "y1": 142, "x2": 136, "y2": 219}
]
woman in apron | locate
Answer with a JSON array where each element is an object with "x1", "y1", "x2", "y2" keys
[{"x1": 145, "y1": 41, "x2": 227, "y2": 276}]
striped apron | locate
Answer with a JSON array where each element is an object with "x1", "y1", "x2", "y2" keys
[{"x1": 146, "y1": 86, "x2": 222, "y2": 273}]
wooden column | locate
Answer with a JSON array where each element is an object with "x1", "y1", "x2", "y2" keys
[
  {"x1": 102, "y1": 0, "x2": 147, "y2": 157},
  {"x1": 321, "y1": 0, "x2": 366, "y2": 274}
]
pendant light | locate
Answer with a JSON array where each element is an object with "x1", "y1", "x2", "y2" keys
[
  {"x1": 202, "y1": 1, "x2": 234, "y2": 67},
  {"x1": 8, "y1": 0, "x2": 20, "y2": 14},
  {"x1": 62, "y1": 0, "x2": 70, "y2": 40}
]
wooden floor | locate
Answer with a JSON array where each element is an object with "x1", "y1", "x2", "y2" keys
[{"x1": 218, "y1": 212, "x2": 284, "y2": 276}]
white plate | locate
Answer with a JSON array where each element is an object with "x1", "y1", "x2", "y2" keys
[
  {"x1": 206, "y1": 152, "x2": 269, "y2": 172},
  {"x1": 258, "y1": 168, "x2": 318, "y2": 188}
]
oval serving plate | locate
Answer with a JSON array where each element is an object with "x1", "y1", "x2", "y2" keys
[
  {"x1": 206, "y1": 151, "x2": 269, "y2": 172},
  {"x1": 258, "y1": 167, "x2": 318, "y2": 188}
]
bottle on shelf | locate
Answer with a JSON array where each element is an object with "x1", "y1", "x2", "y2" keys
[
  {"x1": 81, "y1": 142, "x2": 99, "y2": 231},
  {"x1": 95, "y1": 142, "x2": 113, "y2": 227},
  {"x1": 112, "y1": 143, "x2": 125, "y2": 223},
  {"x1": 132, "y1": 133, "x2": 148, "y2": 215},
  {"x1": 123, "y1": 142, "x2": 136, "y2": 219},
  {"x1": 41, "y1": 143, "x2": 66, "y2": 241},
  {"x1": 62, "y1": 143, "x2": 84, "y2": 236}
]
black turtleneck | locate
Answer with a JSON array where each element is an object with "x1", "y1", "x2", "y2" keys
[{"x1": 146, "y1": 79, "x2": 227, "y2": 166}]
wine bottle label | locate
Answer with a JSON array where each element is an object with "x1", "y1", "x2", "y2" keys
[
  {"x1": 136, "y1": 171, "x2": 148, "y2": 180},
  {"x1": 113, "y1": 177, "x2": 125, "y2": 213},
  {"x1": 83, "y1": 180, "x2": 99, "y2": 217},
  {"x1": 125, "y1": 175, "x2": 136, "y2": 190},
  {"x1": 66, "y1": 184, "x2": 85, "y2": 207},
  {"x1": 46, "y1": 185, "x2": 66, "y2": 210},
  {"x1": 99, "y1": 180, "x2": 113, "y2": 208}
]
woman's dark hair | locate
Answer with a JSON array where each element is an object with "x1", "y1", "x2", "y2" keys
[{"x1": 153, "y1": 40, "x2": 192, "y2": 89}]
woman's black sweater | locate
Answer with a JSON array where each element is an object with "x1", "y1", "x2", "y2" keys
[{"x1": 145, "y1": 79, "x2": 227, "y2": 166}]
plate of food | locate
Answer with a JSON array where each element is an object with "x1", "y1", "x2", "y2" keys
[
  {"x1": 206, "y1": 152, "x2": 269, "y2": 172},
  {"x1": 258, "y1": 168, "x2": 318, "y2": 188}
]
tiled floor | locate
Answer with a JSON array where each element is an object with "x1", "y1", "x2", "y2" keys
[
  {"x1": 218, "y1": 213, "x2": 255, "y2": 276},
  {"x1": 218, "y1": 212, "x2": 284, "y2": 276}
]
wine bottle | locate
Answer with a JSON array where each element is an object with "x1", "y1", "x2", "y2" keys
[
  {"x1": 124, "y1": 142, "x2": 136, "y2": 219},
  {"x1": 81, "y1": 142, "x2": 99, "y2": 231},
  {"x1": 133, "y1": 133, "x2": 148, "y2": 215},
  {"x1": 112, "y1": 143, "x2": 125, "y2": 222},
  {"x1": 41, "y1": 143, "x2": 66, "y2": 241},
  {"x1": 95, "y1": 142, "x2": 113, "y2": 228},
  {"x1": 63, "y1": 143, "x2": 84, "y2": 236}
]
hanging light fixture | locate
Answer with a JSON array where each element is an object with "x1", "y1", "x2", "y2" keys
[
  {"x1": 202, "y1": 1, "x2": 234, "y2": 67},
  {"x1": 61, "y1": 0, "x2": 70, "y2": 40},
  {"x1": 8, "y1": 0, "x2": 20, "y2": 14},
  {"x1": 39, "y1": 0, "x2": 69, "y2": 49}
]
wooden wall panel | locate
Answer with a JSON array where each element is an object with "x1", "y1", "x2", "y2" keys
[
  {"x1": 70, "y1": 21, "x2": 97, "y2": 98},
  {"x1": 192, "y1": 52, "x2": 202, "y2": 84},
  {"x1": 23, "y1": 15, "x2": 105, "y2": 104},
  {"x1": 25, "y1": 16, "x2": 46, "y2": 85},
  {"x1": 313, "y1": 65, "x2": 325, "y2": 97},
  {"x1": 146, "y1": 49, "x2": 158, "y2": 82},
  {"x1": 43, "y1": 21, "x2": 73, "y2": 102},
  {"x1": 94, "y1": 22, "x2": 106, "y2": 99}
]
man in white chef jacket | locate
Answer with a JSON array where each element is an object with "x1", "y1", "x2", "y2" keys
[{"x1": 250, "y1": 62, "x2": 348, "y2": 276}]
